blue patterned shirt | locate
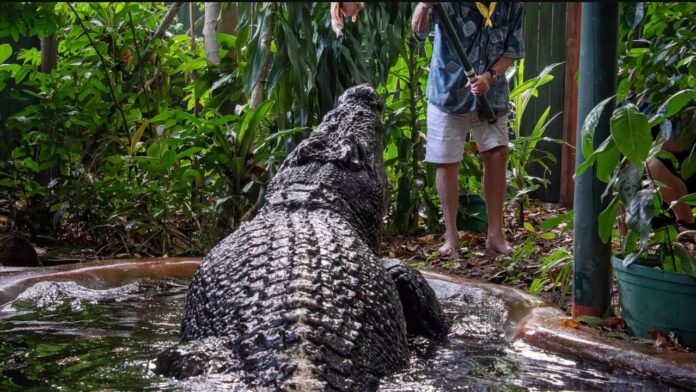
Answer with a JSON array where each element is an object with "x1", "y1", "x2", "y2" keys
[{"x1": 417, "y1": 2, "x2": 525, "y2": 115}]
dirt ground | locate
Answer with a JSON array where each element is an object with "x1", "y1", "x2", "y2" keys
[{"x1": 382, "y1": 201, "x2": 575, "y2": 312}]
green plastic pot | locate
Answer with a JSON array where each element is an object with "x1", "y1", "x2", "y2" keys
[
  {"x1": 457, "y1": 194, "x2": 487, "y2": 233},
  {"x1": 612, "y1": 255, "x2": 696, "y2": 349}
]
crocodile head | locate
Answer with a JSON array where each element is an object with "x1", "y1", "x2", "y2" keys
[{"x1": 264, "y1": 84, "x2": 386, "y2": 252}]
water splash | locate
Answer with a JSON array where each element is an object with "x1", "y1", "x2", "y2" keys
[{"x1": 0, "y1": 278, "x2": 687, "y2": 391}]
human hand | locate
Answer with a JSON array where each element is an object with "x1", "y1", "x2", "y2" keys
[
  {"x1": 419, "y1": 2, "x2": 439, "y2": 9},
  {"x1": 466, "y1": 72, "x2": 492, "y2": 96},
  {"x1": 412, "y1": 2, "x2": 438, "y2": 33},
  {"x1": 339, "y1": 2, "x2": 364, "y2": 20},
  {"x1": 331, "y1": 2, "x2": 365, "y2": 37}
]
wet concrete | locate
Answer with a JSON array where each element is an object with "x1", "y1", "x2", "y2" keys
[
  {"x1": 1, "y1": 257, "x2": 694, "y2": 387},
  {"x1": 421, "y1": 270, "x2": 696, "y2": 389},
  {"x1": 0, "y1": 258, "x2": 200, "y2": 306}
]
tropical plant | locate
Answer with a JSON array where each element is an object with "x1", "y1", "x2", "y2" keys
[
  {"x1": 0, "y1": 3, "x2": 303, "y2": 256},
  {"x1": 576, "y1": 2, "x2": 696, "y2": 275},
  {"x1": 507, "y1": 59, "x2": 564, "y2": 225},
  {"x1": 381, "y1": 26, "x2": 440, "y2": 233},
  {"x1": 0, "y1": 2, "x2": 448, "y2": 256}
]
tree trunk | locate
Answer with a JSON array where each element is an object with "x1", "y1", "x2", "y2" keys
[
  {"x1": 40, "y1": 34, "x2": 57, "y2": 74},
  {"x1": 203, "y1": 3, "x2": 239, "y2": 65},
  {"x1": 203, "y1": 3, "x2": 221, "y2": 64},
  {"x1": 37, "y1": 34, "x2": 58, "y2": 187},
  {"x1": 152, "y1": 2, "x2": 184, "y2": 41}
]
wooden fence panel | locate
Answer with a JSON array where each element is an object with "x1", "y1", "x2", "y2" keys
[{"x1": 520, "y1": 3, "x2": 568, "y2": 203}]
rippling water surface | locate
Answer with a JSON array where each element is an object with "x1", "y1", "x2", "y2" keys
[{"x1": 0, "y1": 278, "x2": 687, "y2": 391}]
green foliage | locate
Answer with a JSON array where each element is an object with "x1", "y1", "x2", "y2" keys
[
  {"x1": 507, "y1": 60, "x2": 564, "y2": 225},
  {"x1": 531, "y1": 246, "x2": 573, "y2": 299},
  {"x1": 0, "y1": 3, "x2": 62, "y2": 41},
  {"x1": 382, "y1": 32, "x2": 439, "y2": 233},
  {"x1": 0, "y1": 3, "x2": 297, "y2": 255},
  {"x1": 577, "y1": 3, "x2": 696, "y2": 272},
  {"x1": 0, "y1": 2, "x2": 573, "y2": 258},
  {"x1": 618, "y1": 2, "x2": 696, "y2": 137}
]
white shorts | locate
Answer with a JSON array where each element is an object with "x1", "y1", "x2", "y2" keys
[{"x1": 425, "y1": 103, "x2": 509, "y2": 164}]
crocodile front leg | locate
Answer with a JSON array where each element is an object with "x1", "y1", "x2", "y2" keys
[{"x1": 383, "y1": 258, "x2": 449, "y2": 341}]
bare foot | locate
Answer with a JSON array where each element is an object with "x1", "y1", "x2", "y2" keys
[
  {"x1": 438, "y1": 232, "x2": 460, "y2": 257},
  {"x1": 485, "y1": 237, "x2": 512, "y2": 256},
  {"x1": 438, "y1": 242, "x2": 459, "y2": 257}
]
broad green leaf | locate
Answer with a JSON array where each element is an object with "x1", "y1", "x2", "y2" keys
[
  {"x1": 624, "y1": 189, "x2": 656, "y2": 265},
  {"x1": 146, "y1": 142, "x2": 161, "y2": 158},
  {"x1": 616, "y1": 162, "x2": 642, "y2": 205},
  {"x1": 610, "y1": 104, "x2": 651, "y2": 166},
  {"x1": 540, "y1": 232, "x2": 556, "y2": 240},
  {"x1": 211, "y1": 73, "x2": 234, "y2": 92},
  {"x1": 540, "y1": 211, "x2": 573, "y2": 230},
  {"x1": 663, "y1": 242, "x2": 688, "y2": 273},
  {"x1": 161, "y1": 150, "x2": 176, "y2": 169},
  {"x1": 596, "y1": 138, "x2": 620, "y2": 183},
  {"x1": 624, "y1": 3, "x2": 644, "y2": 29},
  {"x1": 575, "y1": 135, "x2": 615, "y2": 178},
  {"x1": 678, "y1": 192, "x2": 696, "y2": 206},
  {"x1": 23, "y1": 158, "x2": 39, "y2": 172},
  {"x1": 0, "y1": 63, "x2": 20, "y2": 73},
  {"x1": 175, "y1": 58, "x2": 207, "y2": 73},
  {"x1": 0, "y1": 43, "x2": 12, "y2": 64},
  {"x1": 183, "y1": 169, "x2": 203, "y2": 186},
  {"x1": 523, "y1": 222, "x2": 536, "y2": 233},
  {"x1": 680, "y1": 153, "x2": 696, "y2": 180},
  {"x1": 176, "y1": 147, "x2": 204, "y2": 160},
  {"x1": 649, "y1": 89, "x2": 696, "y2": 126},
  {"x1": 580, "y1": 96, "x2": 615, "y2": 160},
  {"x1": 216, "y1": 33, "x2": 237, "y2": 49},
  {"x1": 598, "y1": 197, "x2": 619, "y2": 243}
]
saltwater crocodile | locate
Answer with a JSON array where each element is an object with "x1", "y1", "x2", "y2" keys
[{"x1": 154, "y1": 84, "x2": 449, "y2": 390}]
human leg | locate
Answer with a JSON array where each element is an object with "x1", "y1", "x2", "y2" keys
[
  {"x1": 647, "y1": 158, "x2": 694, "y2": 224},
  {"x1": 435, "y1": 162, "x2": 461, "y2": 255},
  {"x1": 471, "y1": 114, "x2": 512, "y2": 255},
  {"x1": 425, "y1": 104, "x2": 468, "y2": 256},
  {"x1": 481, "y1": 146, "x2": 512, "y2": 255}
]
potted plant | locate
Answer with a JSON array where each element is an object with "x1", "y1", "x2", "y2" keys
[{"x1": 576, "y1": 3, "x2": 696, "y2": 348}]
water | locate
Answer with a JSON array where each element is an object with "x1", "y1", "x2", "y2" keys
[{"x1": 0, "y1": 278, "x2": 688, "y2": 391}]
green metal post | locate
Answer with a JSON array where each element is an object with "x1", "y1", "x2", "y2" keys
[{"x1": 572, "y1": 3, "x2": 618, "y2": 318}]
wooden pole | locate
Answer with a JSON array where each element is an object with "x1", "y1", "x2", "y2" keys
[{"x1": 559, "y1": 3, "x2": 582, "y2": 208}]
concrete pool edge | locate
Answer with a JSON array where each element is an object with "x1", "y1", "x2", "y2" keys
[
  {"x1": 420, "y1": 270, "x2": 696, "y2": 388},
  {"x1": 2, "y1": 258, "x2": 695, "y2": 387}
]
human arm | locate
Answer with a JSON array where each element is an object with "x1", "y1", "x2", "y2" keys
[
  {"x1": 467, "y1": 56, "x2": 515, "y2": 96},
  {"x1": 467, "y1": 3, "x2": 524, "y2": 96},
  {"x1": 412, "y1": 2, "x2": 437, "y2": 35},
  {"x1": 330, "y1": 2, "x2": 365, "y2": 37}
]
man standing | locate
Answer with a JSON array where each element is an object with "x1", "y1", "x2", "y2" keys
[{"x1": 412, "y1": 2, "x2": 524, "y2": 256}]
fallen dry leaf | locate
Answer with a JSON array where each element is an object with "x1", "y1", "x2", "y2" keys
[
  {"x1": 562, "y1": 318, "x2": 579, "y2": 329},
  {"x1": 418, "y1": 234, "x2": 437, "y2": 243},
  {"x1": 601, "y1": 316, "x2": 625, "y2": 331},
  {"x1": 648, "y1": 329, "x2": 688, "y2": 352},
  {"x1": 649, "y1": 330, "x2": 671, "y2": 350}
]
